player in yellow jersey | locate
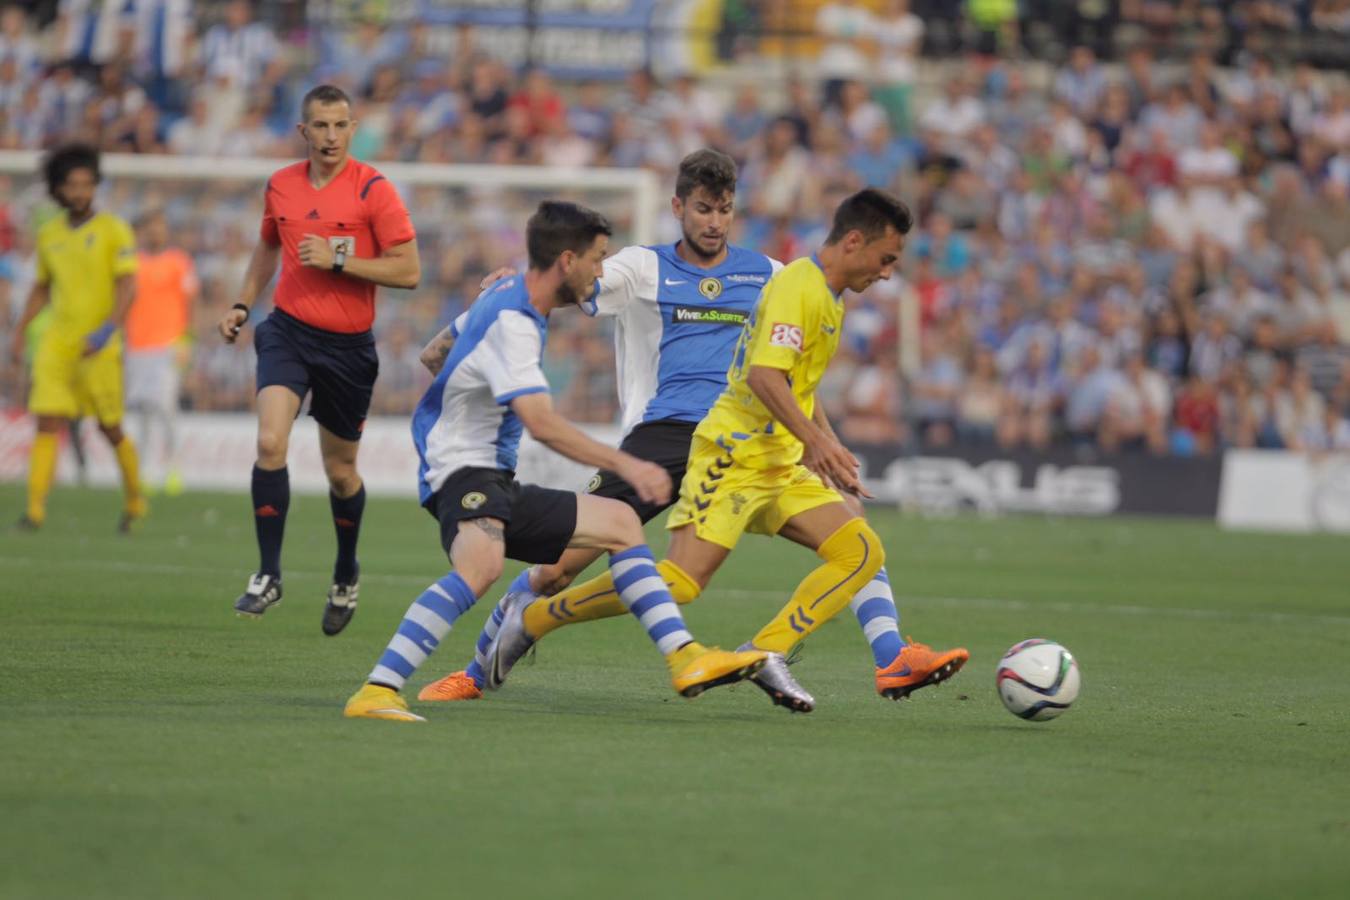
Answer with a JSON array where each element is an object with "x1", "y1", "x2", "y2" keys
[
  {"x1": 484, "y1": 189, "x2": 968, "y2": 712},
  {"x1": 8, "y1": 144, "x2": 146, "y2": 532}
]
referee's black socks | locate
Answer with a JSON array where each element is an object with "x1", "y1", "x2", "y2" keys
[
  {"x1": 252, "y1": 464, "x2": 290, "y2": 578},
  {"x1": 330, "y1": 483, "x2": 365, "y2": 585}
]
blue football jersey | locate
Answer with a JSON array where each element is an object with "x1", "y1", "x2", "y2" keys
[{"x1": 586, "y1": 243, "x2": 782, "y2": 434}]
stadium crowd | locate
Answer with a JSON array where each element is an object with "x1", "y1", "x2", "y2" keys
[{"x1": 1, "y1": 0, "x2": 1349, "y2": 455}]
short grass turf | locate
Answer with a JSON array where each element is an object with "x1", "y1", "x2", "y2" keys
[{"x1": 2, "y1": 484, "x2": 1348, "y2": 900}]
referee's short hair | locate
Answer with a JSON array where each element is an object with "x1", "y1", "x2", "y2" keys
[
  {"x1": 825, "y1": 188, "x2": 914, "y2": 245},
  {"x1": 302, "y1": 84, "x2": 352, "y2": 119},
  {"x1": 526, "y1": 201, "x2": 613, "y2": 271},
  {"x1": 43, "y1": 143, "x2": 100, "y2": 198},
  {"x1": 675, "y1": 149, "x2": 737, "y2": 201}
]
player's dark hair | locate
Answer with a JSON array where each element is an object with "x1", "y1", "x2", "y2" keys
[
  {"x1": 302, "y1": 84, "x2": 352, "y2": 119},
  {"x1": 825, "y1": 188, "x2": 913, "y2": 245},
  {"x1": 675, "y1": 149, "x2": 737, "y2": 201},
  {"x1": 43, "y1": 143, "x2": 100, "y2": 198},
  {"x1": 526, "y1": 201, "x2": 612, "y2": 270}
]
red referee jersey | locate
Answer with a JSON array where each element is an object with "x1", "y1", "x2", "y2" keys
[{"x1": 260, "y1": 159, "x2": 416, "y2": 333}]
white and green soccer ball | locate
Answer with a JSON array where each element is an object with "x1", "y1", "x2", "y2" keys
[{"x1": 996, "y1": 639, "x2": 1081, "y2": 721}]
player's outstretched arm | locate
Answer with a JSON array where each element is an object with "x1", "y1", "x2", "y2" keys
[
  {"x1": 9, "y1": 282, "x2": 49, "y2": 362},
  {"x1": 746, "y1": 364, "x2": 867, "y2": 497},
  {"x1": 418, "y1": 325, "x2": 456, "y2": 375},
  {"x1": 298, "y1": 236, "x2": 420, "y2": 290},
  {"x1": 219, "y1": 239, "x2": 281, "y2": 343},
  {"x1": 511, "y1": 392, "x2": 671, "y2": 505}
]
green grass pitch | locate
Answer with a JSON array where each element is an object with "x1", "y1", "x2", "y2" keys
[{"x1": 2, "y1": 484, "x2": 1348, "y2": 899}]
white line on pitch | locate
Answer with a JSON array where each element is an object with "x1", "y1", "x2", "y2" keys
[{"x1": 2, "y1": 554, "x2": 1348, "y2": 628}]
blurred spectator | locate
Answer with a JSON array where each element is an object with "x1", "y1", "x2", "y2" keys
[
  {"x1": 0, "y1": 4, "x2": 39, "y2": 80},
  {"x1": 1297, "y1": 319, "x2": 1350, "y2": 397},
  {"x1": 1190, "y1": 311, "x2": 1244, "y2": 384},
  {"x1": 166, "y1": 92, "x2": 218, "y2": 155},
  {"x1": 1065, "y1": 344, "x2": 1125, "y2": 443},
  {"x1": 1147, "y1": 308, "x2": 1189, "y2": 382},
  {"x1": 874, "y1": 0, "x2": 923, "y2": 134},
  {"x1": 816, "y1": 0, "x2": 875, "y2": 103},
  {"x1": 742, "y1": 117, "x2": 811, "y2": 220},
  {"x1": 918, "y1": 76, "x2": 985, "y2": 154},
  {"x1": 1173, "y1": 374, "x2": 1221, "y2": 455},
  {"x1": 1001, "y1": 339, "x2": 1059, "y2": 449},
  {"x1": 1054, "y1": 46, "x2": 1107, "y2": 118},
  {"x1": 1141, "y1": 84, "x2": 1205, "y2": 151},
  {"x1": 200, "y1": 0, "x2": 279, "y2": 91},
  {"x1": 1101, "y1": 354, "x2": 1171, "y2": 453},
  {"x1": 910, "y1": 332, "x2": 964, "y2": 446},
  {"x1": 839, "y1": 344, "x2": 905, "y2": 444},
  {"x1": 1243, "y1": 315, "x2": 1286, "y2": 388},
  {"x1": 569, "y1": 81, "x2": 613, "y2": 143},
  {"x1": 1282, "y1": 368, "x2": 1328, "y2": 449},
  {"x1": 1302, "y1": 404, "x2": 1350, "y2": 451},
  {"x1": 956, "y1": 347, "x2": 1004, "y2": 443},
  {"x1": 508, "y1": 67, "x2": 566, "y2": 139},
  {"x1": 371, "y1": 320, "x2": 427, "y2": 415}
]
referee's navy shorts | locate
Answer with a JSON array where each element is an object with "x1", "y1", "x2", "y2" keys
[{"x1": 254, "y1": 309, "x2": 379, "y2": 441}]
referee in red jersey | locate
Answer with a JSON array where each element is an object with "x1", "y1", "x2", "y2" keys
[{"x1": 217, "y1": 84, "x2": 420, "y2": 634}]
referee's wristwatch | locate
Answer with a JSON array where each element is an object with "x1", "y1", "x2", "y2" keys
[{"x1": 332, "y1": 246, "x2": 347, "y2": 274}]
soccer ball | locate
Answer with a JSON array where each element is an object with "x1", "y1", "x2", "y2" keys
[{"x1": 996, "y1": 639, "x2": 1081, "y2": 721}]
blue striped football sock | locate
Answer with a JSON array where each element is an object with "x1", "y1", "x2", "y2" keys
[
  {"x1": 369, "y1": 572, "x2": 478, "y2": 691},
  {"x1": 464, "y1": 569, "x2": 534, "y2": 689},
  {"x1": 609, "y1": 546, "x2": 693, "y2": 656},
  {"x1": 849, "y1": 567, "x2": 907, "y2": 668}
]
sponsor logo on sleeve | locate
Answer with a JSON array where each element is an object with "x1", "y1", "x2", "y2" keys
[{"x1": 768, "y1": 322, "x2": 804, "y2": 350}]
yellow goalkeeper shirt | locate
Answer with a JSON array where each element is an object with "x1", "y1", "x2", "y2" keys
[
  {"x1": 35, "y1": 211, "x2": 138, "y2": 346},
  {"x1": 695, "y1": 255, "x2": 844, "y2": 469}
]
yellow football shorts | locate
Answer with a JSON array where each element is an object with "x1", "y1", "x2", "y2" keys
[
  {"x1": 667, "y1": 435, "x2": 846, "y2": 550},
  {"x1": 29, "y1": 338, "x2": 125, "y2": 425}
]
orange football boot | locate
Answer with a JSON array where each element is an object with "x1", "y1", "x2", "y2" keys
[
  {"x1": 417, "y1": 671, "x2": 483, "y2": 702},
  {"x1": 876, "y1": 639, "x2": 970, "y2": 700}
]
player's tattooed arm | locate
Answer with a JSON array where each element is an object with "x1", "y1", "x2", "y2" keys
[
  {"x1": 419, "y1": 326, "x2": 457, "y2": 375},
  {"x1": 470, "y1": 518, "x2": 505, "y2": 542}
]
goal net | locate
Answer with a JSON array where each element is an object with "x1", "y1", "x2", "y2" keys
[{"x1": 0, "y1": 152, "x2": 659, "y2": 494}]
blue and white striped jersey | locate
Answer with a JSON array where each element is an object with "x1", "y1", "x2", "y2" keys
[
  {"x1": 587, "y1": 243, "x2": 782, "y2": 435},
  {"x1": 411, "y1": 277, "x2": 549, "y2": 504}
]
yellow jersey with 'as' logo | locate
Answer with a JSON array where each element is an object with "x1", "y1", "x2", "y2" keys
[{"x1": 696, "y1": 255, "x2": 844, "y2": 469}]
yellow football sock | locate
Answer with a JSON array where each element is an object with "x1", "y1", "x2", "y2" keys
[
  {"x1": 751, "y1": 518, "x2": 886, "y2": 654},
  {"x1": 522, "y1": 559, "x2": 701, "y2": 640},
  {"x1": 25, "y1": 432, "x2": 59, "y2": 523},
  {"x1": 113, "y1": 437, "x2": 145, "y2": 513}
]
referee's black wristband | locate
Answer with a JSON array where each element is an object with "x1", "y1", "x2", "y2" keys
[{"x1": 232, "y1": 303, "x2": 250, "y2": 315}]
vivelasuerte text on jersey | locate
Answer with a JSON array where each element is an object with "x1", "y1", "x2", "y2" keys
[
  {"x1": 411, "y1": 277, "x2": 550, "y2": 504},
  {"x1": 585, "y1": 243, "x2": 783, "y2": 436}
]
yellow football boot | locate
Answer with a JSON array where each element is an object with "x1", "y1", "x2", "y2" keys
[
  {"x1": 343, "y1": 683, "x2": 426, "y2": 723},
  {"x1": 670, "y1": 644, "x2": 769, "y2": 698}
]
